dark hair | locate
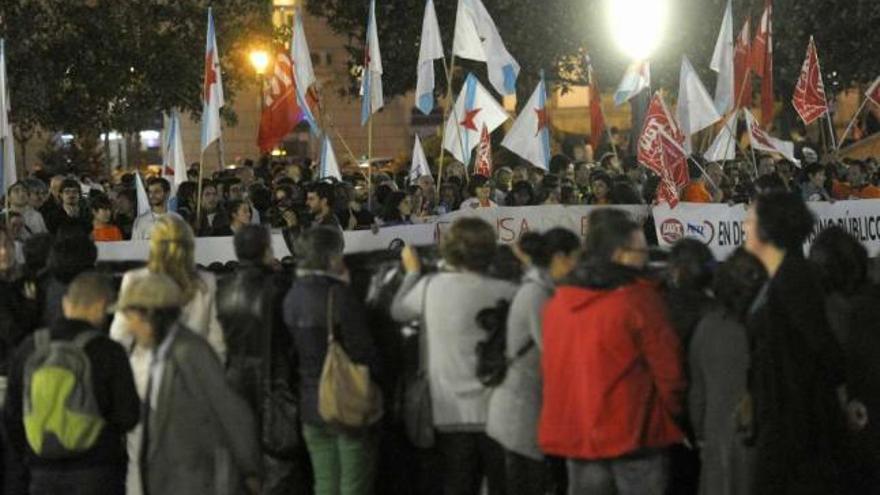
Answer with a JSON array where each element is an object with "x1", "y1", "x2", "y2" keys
[
  {"x1": 809, "y1": 226, "x2": 868, "y2": 295},
  {"x1": 667, "y1": 238, "x2": 715, "y2": 291},
  {"x1": 440, "y1": 217, "x2": 497, "y2": 272},
  {"x1": 176, "y1": 181, "x2": 197, "y2": 207},
  {"x1": 589, "y1": 170, "x2": 612, "y2": 188},
  {"x1": 518, "y1": 228, "x2": 581, "y2": 269},
  {"x1": 507, "y1": 180, "x2": 534, "y2": 206},
  {"x1": 582, "y1": 208, "x2": 640, "y2": 265},
  {"x1": 713, "y1": 248, "x2": 767, "y2": 320},
  {"x1": 295, "y1": 226, "x2": 344, "y2": 270},
  {"x1": 804, "y1": 162, "x2": 825, "y2": 179},
  {"x1": 380, "y1": 191, "x2": 408, "y2": 223},
  {"x1": 309, "y1": 182, "x2": 335, "y2": 204},
  {"x1": 130, "y1": 307, "x2": 182, "y2": 346},
  {"x1": 65, "y1": 272, "x2": 114, "y2": 307},
  {"x1": 234, "y1": 224, "x2": 272, "y2": 264},
  {"x1": 60, "y1": 178, "x2": 80, "y2": 194},
  {"x1": 88, "y1": 194, "x2": 112, "y2": 213},
  {"x1": 200, "y1": 179, "x2": 217, "y2": 194},
  {"x1": 753, "y1": 174, "x2": 786, "y2": 195},
  {"x1": 549, "y1": 155, "x2": 572, "y2": 176},
  {"x1": 753, "y1": 191, "x2": 814, "y2": 252},
  {"x1": 48, "y1": 231, "x2": 98, "y2": 284},
  {"x1": 146, "y1": 177, "x2": 171, "y2": 194},
  {"x1": 23, "y1": 233, "x2": 53, "y2": 274},
  {"x1": 609, "y1": 180, "x2": 642, "y2": 205},
  {"x1": 226, "y1": 199, "x2": 248, "y2": 222}
]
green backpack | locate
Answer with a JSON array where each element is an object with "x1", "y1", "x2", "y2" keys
[{"x1": 22, "y1": 329, "x2": 106, "y2": 459}]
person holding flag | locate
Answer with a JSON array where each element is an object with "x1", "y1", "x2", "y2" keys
[{"x1": 198, "y1": 7, "x2": 225, "y2": 223}]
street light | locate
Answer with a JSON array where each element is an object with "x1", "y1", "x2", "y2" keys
[
  {"x1": 249, "y1": 50, "x2": 270, "y2": 76},
  {"x1": 607, "y1": 0, "x2": 668, "y2": 61}
]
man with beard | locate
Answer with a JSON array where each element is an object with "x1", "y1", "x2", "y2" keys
[{"x1": 131, "y1": 177, "x2": 171, "y2": 240}]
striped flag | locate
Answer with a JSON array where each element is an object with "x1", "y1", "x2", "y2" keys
[
  {"x1": 360, "y1": 0, "x2": 384, "y2": 125},
  {"x1": 201, "y1": 8, "x2": 225, "y2": 153}
]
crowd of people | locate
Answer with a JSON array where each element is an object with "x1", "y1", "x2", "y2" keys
[{"x1": 0, "y1": 144, "x2": 878, "y2": 495}]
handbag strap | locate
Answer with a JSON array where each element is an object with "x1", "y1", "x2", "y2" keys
[
  {"x1": 417, "y1": 275, "x2": 433, "y2": 375},
  {"x1": 326, "y1": 285, "x2": 337, "y2": 345}
]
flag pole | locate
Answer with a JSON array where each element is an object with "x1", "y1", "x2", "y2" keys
[
  {"x1": 825, "y1": 109, "x2": 838, "y2": 152},
  {"x1": 839, "y1": 97, "x2": 869, "y2": 147},
  {"x1": 217, "y1": 135, "x2": 226, "y2": 169},
  {"x1": 436, "y1": 54, "x2": 456, "y2": 197},
  {"x1": 598, "y1": 103, "x2": 619, "y2": 160},
  {"x1": 367, "y1": 115, "x2": 373, "y2": 211},
  {"x1": 196, "y1": 150, "x2": 205, "y2": 234}
]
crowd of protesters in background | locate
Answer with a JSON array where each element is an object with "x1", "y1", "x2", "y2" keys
[{"x1": 0, "y1": 139, "x2": 879, "y2": 495}]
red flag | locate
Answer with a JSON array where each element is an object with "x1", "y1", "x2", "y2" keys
[
  {"x1": 753, "y1": 0, "x2": 774, "y2": 126},
  {"x1": 587, "y1": 57, "x2": 605, "y2": 153},
  {"x1": 258, "y1": 51, "x2": 304, "y2": 153},
  {"x1": 792, "y1": 36, "x2": 829, "y2": 125},
  {"x1": 637, "y1": 93, "x2": 688, "y2": 207},
  {"x1": 866, "y1": 76, "x2": 880, "y2": 107},
  {"x1": 734, "y1": 19, "x2": 752, "y2": 108},
  {"x1": 475, "y1": 123, "x2": 493, "y2": 177}
]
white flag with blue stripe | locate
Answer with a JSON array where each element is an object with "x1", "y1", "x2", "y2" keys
[
  {"x1": 452, "y1": 0, "x2": 520, "y2": 96},
  {"x1": 135, "y1": 173, "x2": 150, "y2": 218},
  {"x1": 163, "y1": 109, "x2": 187, "y2": 190},
  {"x1": 0, "y1": 39, "x2": 16, "y2": 192},
  {"x1": 360, "y1": 0, "x2": 384, "y2": 126},
  {"x1": 501, "y1": 75, "x2": 551, "y2": 170},
  {"x1": 319, "y1": 136, "x2": 342, "y2": 180},
  {"x1": 415, "y1": 0, "x2": 444, "y2": 115},
  {"x1": 291, "y1": 8, "x2": 319, "y2": 132},
  {"x1": 201, "y1": 8, "x2": 225, "y2": 153},
  {"x1": 442, "y1": 73, "x2": 509, "y2": 164},
  {"x1": 409, "y1": 135, "x2": 432, "y2": 181},
  {"x1": 614, "y1": 60, "x2": 650, "y2": 106}
]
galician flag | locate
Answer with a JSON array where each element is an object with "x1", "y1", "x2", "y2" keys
[
  {"x1": 744, "y1": 108, "x2": 799, "y2": 165},
  {"x1": 291, "y1": 8, "x2": 319, "y2": 131},
  {"x1": 162, "y1": 108, "x2": 187, "y2": 189},
  {"x1": 409, "y1": 135, "x2": 432, "y2": 182},
  {"x1": 710, "y1": 0, "x2": 735, "y2": 114},
  {"x1": 360, "y1": 0, "x2": 384, "y2": 125},
  {"x1": 501, "y1": 75, "x2": 551, "y2": 170},
  {"x1": 415, "y1": 0, "x2": 444, "y2": 115},
  {"x1": 0, "y1": 39, "x2": 16, "y2": 192},
  {"x1": 442, "y1": 73, "x2": 509, "y2": 164},
  {"x1": 676, "y1": 56, "x2": 721, "y2": 152},
  {"x1": 704, "y1": 110, "x2": 738, "y2": 162},
  {"x1": 135, "y1": 173, "x2": 150, "y2": 218},
  {"x1": 614, "y1": 60, "x2": 650, "y2": 106},
  {"x1": 452, "y1": 0, "x2": 520, "y2": 96},
  {"x1": 318, "y1": 136, "x2": 342, "y2": 180},
  {"x1": 201, "y1": 7, "x2": 225, "y2": 154}
]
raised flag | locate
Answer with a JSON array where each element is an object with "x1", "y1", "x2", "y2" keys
[
  {"x1": 0, "y1": 39, "x2": 16, "y2": 192},
  {"x1": 442, "y1": 73, "x2": 509, "y2": 164},
  {"x1": 409, "y1": 135, "x2": 432, "y2": 182},
  {"x1": 677, "y1": 55, "x2": 721, "y2": 152},
  {"x1": 614, "y1": 60, "x2": 650, "y2": 107},
  {"x1": 710, "y1": 0, "x2": 735, "y2": 114},
  {"x1": 792, "y1": 36, "x2": 829, "y2": 125},
  {"x1": 360, "y1": 0, "x2": 384, "y2": 126},
  {"x1": 638, "y1": 93, "x2": 686, "y2": 192},
  {"x1": 318, "y1": 136, "x2": 342, "y2": 180},
  {"x1": 291, "y1": 9, "x2": 319, "y2": 131},
  {"x1": 416, "y1": 0, "x2": 444, "y2": 115},
  {"x1": 733, "y1": 19, "x2": 752, "y2": 108},
  {"x1": 162, "y1": 109, "x2": 187, "y2": 189},
  {"x1": 258, "y1": 51, "x2": 303, "y2": 153},
  {"x1": 135, "y1": 173, "x2": 150, "y2": 218},
  {"x1": 501, "y1": 75, "x2": 551, "y2": 170},
  {"x1": 866, "y1": 76, "x2": 880, "y2": 107},
  {"x1": 655, "y1": 130, "x2": 689, "y2": 208},
  {"x1": 587, "y1": 56, "x2": 606, "y2": 153},
  {"x1": 753, "y1": 0, "x2": 774, "y2": 126},
  {"x1": 452, "y1": 0, "x2": 520, "y2": 95},
  {"x1": 744, "y1": 108, "x2": 799, "y2": 165},
  {"x1": 704, "y1": 111, "x2": 738, "y2": 162},
  {"x1": 475, "y1": 124, "x2": 493, "y2": 177},
  {"x1": 201, "y1": 7, "x2": 225, "y2": 154}
]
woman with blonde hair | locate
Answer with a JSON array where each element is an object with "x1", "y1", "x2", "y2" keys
[{"x1": 109, "y1": 213, "x2": 226, "y2": 495}]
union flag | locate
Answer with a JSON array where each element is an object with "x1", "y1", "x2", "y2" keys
[
  {"x1": 792, "y1": 36, "x2": 829, "y2": 125},
  {"x1": 257, "y1": 51, "x2": 304, "y2": 153}
]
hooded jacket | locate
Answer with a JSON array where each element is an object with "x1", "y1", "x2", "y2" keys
[{"x1": 538, "y1": 264, "x2": 685, "y2": 460}]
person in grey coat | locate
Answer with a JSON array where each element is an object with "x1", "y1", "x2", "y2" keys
[
  {"x1": 117, "y1": 272, "x2": 261, "y2": 495},
  {"x1": 688, "y1": 249, "x2": 766, "y2": 495},
  {"x1": 485, "y1": 229, "x2": 580, "y2": 495}
]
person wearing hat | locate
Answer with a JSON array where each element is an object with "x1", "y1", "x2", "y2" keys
[{"x1": 117, "y1": 272, "x2": 261, "y2": 495}]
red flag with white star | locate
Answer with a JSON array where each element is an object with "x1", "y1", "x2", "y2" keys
[{"x1": 792, "y1": 36, "x2": 829, "y2": 125}]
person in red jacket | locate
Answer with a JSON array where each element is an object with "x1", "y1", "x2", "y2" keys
[{"x1": 538, "y1": 208, "x2": 686, "y2": 495}]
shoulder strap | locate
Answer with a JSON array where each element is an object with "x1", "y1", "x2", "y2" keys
[
  {"x1": 72, "y1": 330, "x2": 103, "y2": 350},
  {"x1": 511, "y1": 339, "x2": 535, "y2": 360},
  {"x1": 33, "y1": 328, "x2": 51, "y2": 352},
  {"x1": 326, "y1": 285, "x2": 336, "y2": 344}
]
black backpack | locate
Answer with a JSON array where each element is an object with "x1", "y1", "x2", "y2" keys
[{"x1": 475, "y1": 299, "x2": 534, "y2": 387}]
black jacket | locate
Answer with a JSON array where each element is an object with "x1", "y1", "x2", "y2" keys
[
  {"x1": 747, "y1": 254, "x2": 846, "y2": 494},
  {"x1": 283, "y1": 273, "x2": 380, "y2": 426},
  {"x1": 3, "y1": 319, "x2": 140, "y2": 477}
]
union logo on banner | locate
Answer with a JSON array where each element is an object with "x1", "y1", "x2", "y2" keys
[{"x1": 792, "y1": 36, "x2": 829, "y2": 125}]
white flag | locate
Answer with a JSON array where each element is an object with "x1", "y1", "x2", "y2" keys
[
  {"x1": 452, "y1": 0, "x2": 520, "y2": 95},
  {"x1": 135, "y1": 173, "x2": 150, "y2": 218},
  {"x1": 677, "y1": 56, "x2": 721, "y2": 152},
  {"x1": 201, "y1": 8, "x2": 225, "y2": 153},
  {"x1": 162, "y1": 109, "x2": 187, "y2": 190},
  {"x1": 710, "y1": 0, "x2": 735, "y2": 115},
  {"x1": 416, "y1": 0, "x2": 444, "y2": 115},
  {"x1": 291, "y1": 8, "x2": 318, "y2": 129},
  {"x1": 501, "y1": 76, "x2": 551, "y2": 170},
  {"x1": 409, "y1": 135, "x2": 432, "y2": 182},
  {"x1": 442, "y1": 73, "x2": 510, "y2": 164},
  {"x1": 360, "y1": 0, "x2": 384, "y2": 125},
  {"x1": 704, "y1": 110, "x2": 738, "y2": 162},
  {"x1": 0, "y1": 39, "x2": 16, "y2": 191},
  {"x1": 319, "y1": 136, "x2": 342, "y2": 180},
  {"x1": 744, "y1": 109, "x2": 799, "y2": 166}
]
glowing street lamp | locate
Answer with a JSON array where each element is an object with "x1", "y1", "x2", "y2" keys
[
  {"x1": 249, "y1": 49, "x2": 270, "y2": 76},
  {"x1": 607, "y1": 0, "x2": 668, "y2": 61}
]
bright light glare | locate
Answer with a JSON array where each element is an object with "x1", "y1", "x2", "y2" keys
[
  {"x1": 249, "y1": 50, "x2": 270, "y2": 75},
  {"x1": 608, "y1": 0, "x2": 668, "y2": 60}
]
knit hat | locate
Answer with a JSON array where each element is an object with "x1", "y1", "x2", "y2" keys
[{"x1": 117, "y1": 272, "x2": 184, "y2": 310}]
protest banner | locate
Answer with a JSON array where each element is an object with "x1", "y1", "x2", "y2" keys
[{"x1": 653, "y1": 200, "x2": 880, "y2": 258}]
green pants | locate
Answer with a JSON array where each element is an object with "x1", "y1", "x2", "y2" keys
[{"x1": 302, "y1": 423, "x2": 377, "y2": 495}]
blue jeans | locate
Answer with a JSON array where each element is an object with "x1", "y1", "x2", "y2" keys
[{"x1": 567, "y1": 449, "x2": 669, "y2": 495}]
